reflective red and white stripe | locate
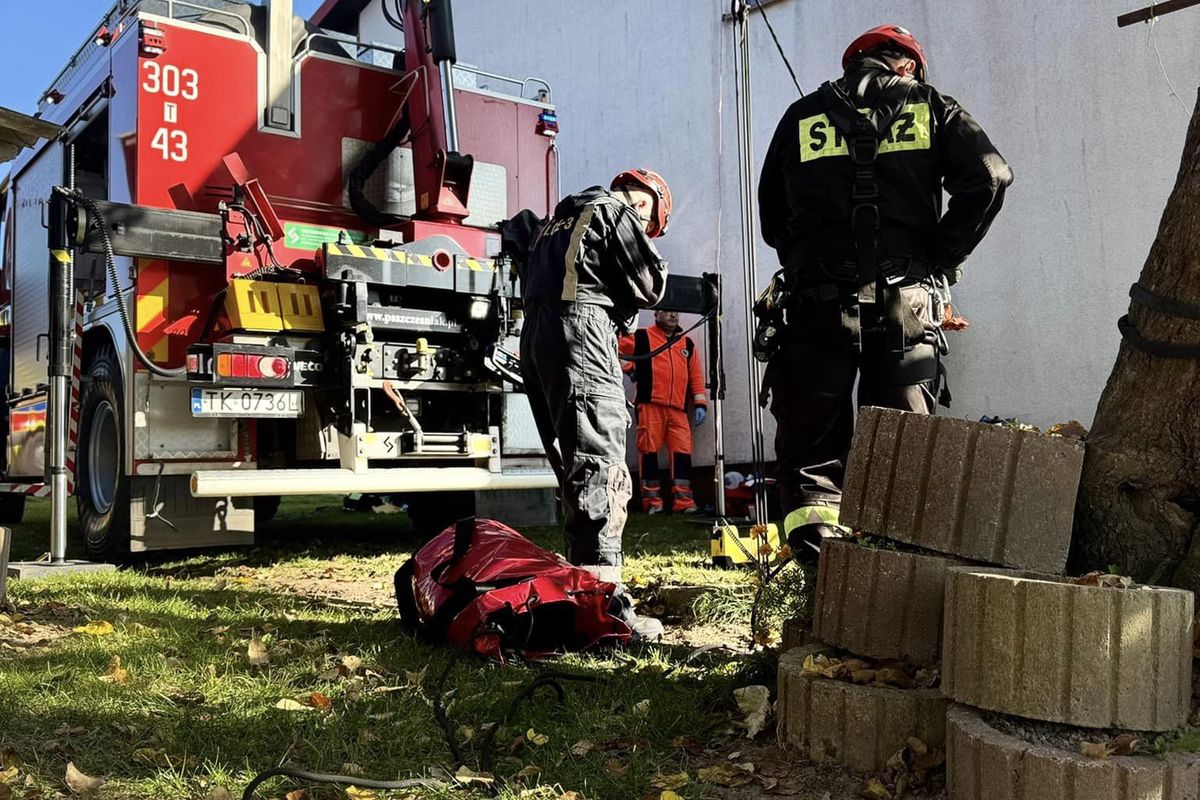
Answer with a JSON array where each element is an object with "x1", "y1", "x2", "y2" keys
[
  {"x1": 0, "y1": 483, "x2": 52, "y2": 497},
  {"x1": 65, "y1": 294, "x2": 84, "y2": 495}
]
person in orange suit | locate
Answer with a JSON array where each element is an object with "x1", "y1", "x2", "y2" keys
[{"x1": 620, "y1": 311, "x2": 708, "y2": 514}]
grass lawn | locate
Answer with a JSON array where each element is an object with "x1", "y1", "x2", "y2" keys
[{"x1": 1, "y1": 498, "x2": 812, "y2": 800}]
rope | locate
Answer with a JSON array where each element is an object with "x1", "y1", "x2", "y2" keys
[
  {"x1": 751, "y1": 0, "x2": 805, "y2": 96},
  {"x1": 1144, "y1": 14, "x2": 1190, "y2": 117}
]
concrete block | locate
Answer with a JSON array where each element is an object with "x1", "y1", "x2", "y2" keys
[
  {"x1": 942, "y1": 568, "x2": 1192, "y2": 730},
  {"x1": 839, "y1": 407, "x2": 1084, "y2": 572},
  {"x1": 947, "y1": 704, "x2": 1200, "y2": 800},
  {"x1": 777, "y1": 645, "x2": 948, "y2": 774},
  {"x1": 813, "y1": 538, "x2": 966, "y2": 667}
]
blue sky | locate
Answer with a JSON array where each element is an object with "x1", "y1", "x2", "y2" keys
[{"x1": 0, "y1": 0, "x2": 325, "y2": 114}]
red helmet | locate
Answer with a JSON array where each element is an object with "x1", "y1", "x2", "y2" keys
[
  {"x1": 843, "y1": 25, "x2": 928, "y2": 80},
  {"x1": 610, "y1": 168, "x2": 673, "y2": 238}
]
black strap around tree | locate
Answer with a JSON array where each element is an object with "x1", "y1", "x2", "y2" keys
[{"x1": 1119, "y1": 282, "x2": 1200, "y2": 358}]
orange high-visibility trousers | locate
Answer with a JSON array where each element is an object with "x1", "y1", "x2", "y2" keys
[{"x1": 636, "y1": 402, "x2": 695, "y2": 513}]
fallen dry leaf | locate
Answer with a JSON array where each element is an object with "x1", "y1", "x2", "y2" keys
[
  {"x1": 874, "y1": 667, "x2": 915, "y2": 690},
  {"x1": 862, "y1": 776, "x2": 892, "y2": 799},
  {"x1": 1081, "y1": 741, "x2": 1115, "y2": 760},
  {"x1": 851, "y1": 669, "x2": 877, "y2": 685},
  {"x1": 0, "y1": 767, "x2": 16, "y2": 784},
  {"x1": 907, "y1": 737, "x2": 928, "y2": 757},
  {"x1": 1070, "y1": 571, "x2": 1134, "y2": 589},
  {"x1": 650, "y1": 772, "x2": 689, "y2": 790},
  {"x1": 247, "y1": 634, "x2": 270, "y2": 667},
  {"x1": 660, "y1": 793, "x2": 684, "y2": 800},
  {"x1": 274, "y1": 698, "x2": 314, "y2": 712},
  {"x1": 1111, "y1": 733, "x2": 1141, "y2": 756},
  {"x1": 526, "y1": 728, "x2": 549, "y2": 746},
  {"x1": 697, "y1": 763, "x2": 754, "y2": 787},
  {"x1": 914, "y1": 748, "x2": 946, "y2": 772},
  {"x1": 64, "y1": 763, "x2": 105, "y2": 794},
  {"x1": 570, "y1": 740, "x2": 594, "y2": 757},
  {"x1": 344, "y1": 787, "x2": 377, "y2": 800},
  {"x1": 633, "y1": 699, "x2": 651, "y2": 715},
  {"x1": 1047, "y1": 420, "x2": 1088, "y2": 440},
  {"x1": 72, "y1": 621, "x2": 113, "y2": 636},
  {"x1": 285, "y1": 790, "x2": 308, "y2": 800},
  {"x1": 307, "y1": 692, "x2": 332, "y2": 711},
  {"x1": 340, "y1": 655, "x2": 363, "y2": 676},
  {"x1": 453, "y1": 766, "x2": 494, "y2": 786},
  {"x1": 99, "y1": 656, "x2": 130, "y2": 685},
  {"x1": 604, "y1": 758, "x2": 629, "y2": 777}
]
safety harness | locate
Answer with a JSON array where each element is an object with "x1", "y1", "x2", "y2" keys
[{"x1": 817, "y1": 78, "x2": 917, "y2": 358}]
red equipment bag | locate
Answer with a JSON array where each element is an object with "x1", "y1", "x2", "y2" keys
[{"x1": 394, "y1": 517, "x2": 631, "y2": 659}]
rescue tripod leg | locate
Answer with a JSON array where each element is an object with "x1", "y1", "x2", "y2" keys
[
  {"x1": 708, "y1": 6, "x2": 784, "y2": 567},
  {"x1": 6, "y1": 188, "x2": 115, "y2": 581}
]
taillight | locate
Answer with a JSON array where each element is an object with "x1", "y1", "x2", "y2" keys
[
  {"x1": 214, "y1": 353, "x2": 290, "y2": 380},
  {"x1": 260, "y1": 356, "x2": 290, "y2": 378}
]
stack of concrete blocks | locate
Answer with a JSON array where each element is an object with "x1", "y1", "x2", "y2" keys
[
  {"x1": 944, "y1": 567, "x2": 1194, "y2": 797},
  {"x1": 778, "y1": 407, "x2": 1090, "y2": 777}
]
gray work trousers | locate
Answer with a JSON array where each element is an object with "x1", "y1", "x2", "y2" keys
[{"x1": 521, "y1": 302, "x2": 632, "y2": 568}]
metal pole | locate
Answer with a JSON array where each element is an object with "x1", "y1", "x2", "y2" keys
[
  {"x1": 47, "y1": 186, "x2": 75, "y2": 564},
  {"x1": 1118, "y1": 0, "x2": 1200, "y2": 26},
  {"x1": 440, "y1": 60, "x2": 461, "y2": 153},
  {"x1": 707, "y1": 272, "x2": 727, "y2": 517},
  {"x1": 732, "y1": 2, "x2": 770, "y2": 522}
]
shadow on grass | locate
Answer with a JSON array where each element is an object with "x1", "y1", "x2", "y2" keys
[{"x1": 2, "y1": 577, "x2": 755, "y2": 798}]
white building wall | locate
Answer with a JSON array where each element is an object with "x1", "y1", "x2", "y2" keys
[{"x1": 361, "y1": 0, "x2": 1200, "y2": 467}]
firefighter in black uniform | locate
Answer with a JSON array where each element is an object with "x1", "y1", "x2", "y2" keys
[
  {"x1": 521, "y1": 168, "x2": 672, "y2": 639},
  {"x1": 757, "y1": 25, "x2": 1012, "y2": 558}
]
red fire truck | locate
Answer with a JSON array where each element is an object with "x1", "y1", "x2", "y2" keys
[{"x1": 0, "y1": 0, "x2": 560, "y2": 557}]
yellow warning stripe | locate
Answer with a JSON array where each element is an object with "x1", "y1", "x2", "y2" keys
[{"x1": 323, "y1": 244, "x2": 496, "y2": 271}]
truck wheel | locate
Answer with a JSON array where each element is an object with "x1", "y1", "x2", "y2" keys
[
  {"x1": 77, "y1": 345, "x2": 130, "y2": 559},
  {"x1": 254, "y1": 495, "x2": 282, "y2": 524},
  {"x1": 405, "y1": 491, "x2": 475, "y2": 536},
  {"x1": 0, "y1": 493, "x2": 25, "y2": 523}
]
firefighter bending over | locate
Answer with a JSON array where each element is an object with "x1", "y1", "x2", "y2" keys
[
  {"x1": 620, "y1": 311, "x2": 708, "y2": 515},
  {"x1": 757, "y1": 25, "x2": 1012, "y2": 559},
  {"x1": 521, "y1": 169, "x2": 673, "y2": 639}
]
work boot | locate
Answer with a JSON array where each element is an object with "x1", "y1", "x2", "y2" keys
[
  {"x1": 583, "y1": 565, "x2": 665, "y2": 643},
  {"x1": 611, "y1": 591, "x2": 664, "y2": 642},
  {"x1": 787, "y1": 523, "x2": 846, "y2": 563}
]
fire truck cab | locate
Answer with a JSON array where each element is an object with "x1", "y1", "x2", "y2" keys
[{"x1": 0, "y1": 0, "x2": 559, "y2": 556}]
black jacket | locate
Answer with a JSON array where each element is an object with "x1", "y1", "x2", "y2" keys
[
  {"x1": 758, "y1": 57, "x2": 1012, "y2": 281},
  {"x1": 523, "y1": 187, "x2": 668, "y2": 331}
]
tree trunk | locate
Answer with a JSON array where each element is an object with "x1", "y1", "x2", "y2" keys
[{"x1": 1074, "y1": 89, "x2": 1200, "y2": 591}]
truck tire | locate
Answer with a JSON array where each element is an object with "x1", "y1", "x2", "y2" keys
[
  {"x1": 0, "y1": 493, "x2": 25, "y2": 523},
  {"x1": 405, "y1": 491, "x2": 475, "y2": 537},
  {"x1": 77, "y1": 345, "x2": 130, "y2": 558},
  {"x1": 254, "y1": 495, "x2": 282, "y2": 524}
]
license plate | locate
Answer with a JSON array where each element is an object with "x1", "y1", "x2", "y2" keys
[{"x1": 190, "y1": 388, "x2": 304, "y2": 418}]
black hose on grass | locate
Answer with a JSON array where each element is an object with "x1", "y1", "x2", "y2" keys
[
  {"x1": 478, "y1": 669, "x2": 598, "y2": 776},
  {"x1": 240, "y1": 766, "x2": 436, "y2": 799}
]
